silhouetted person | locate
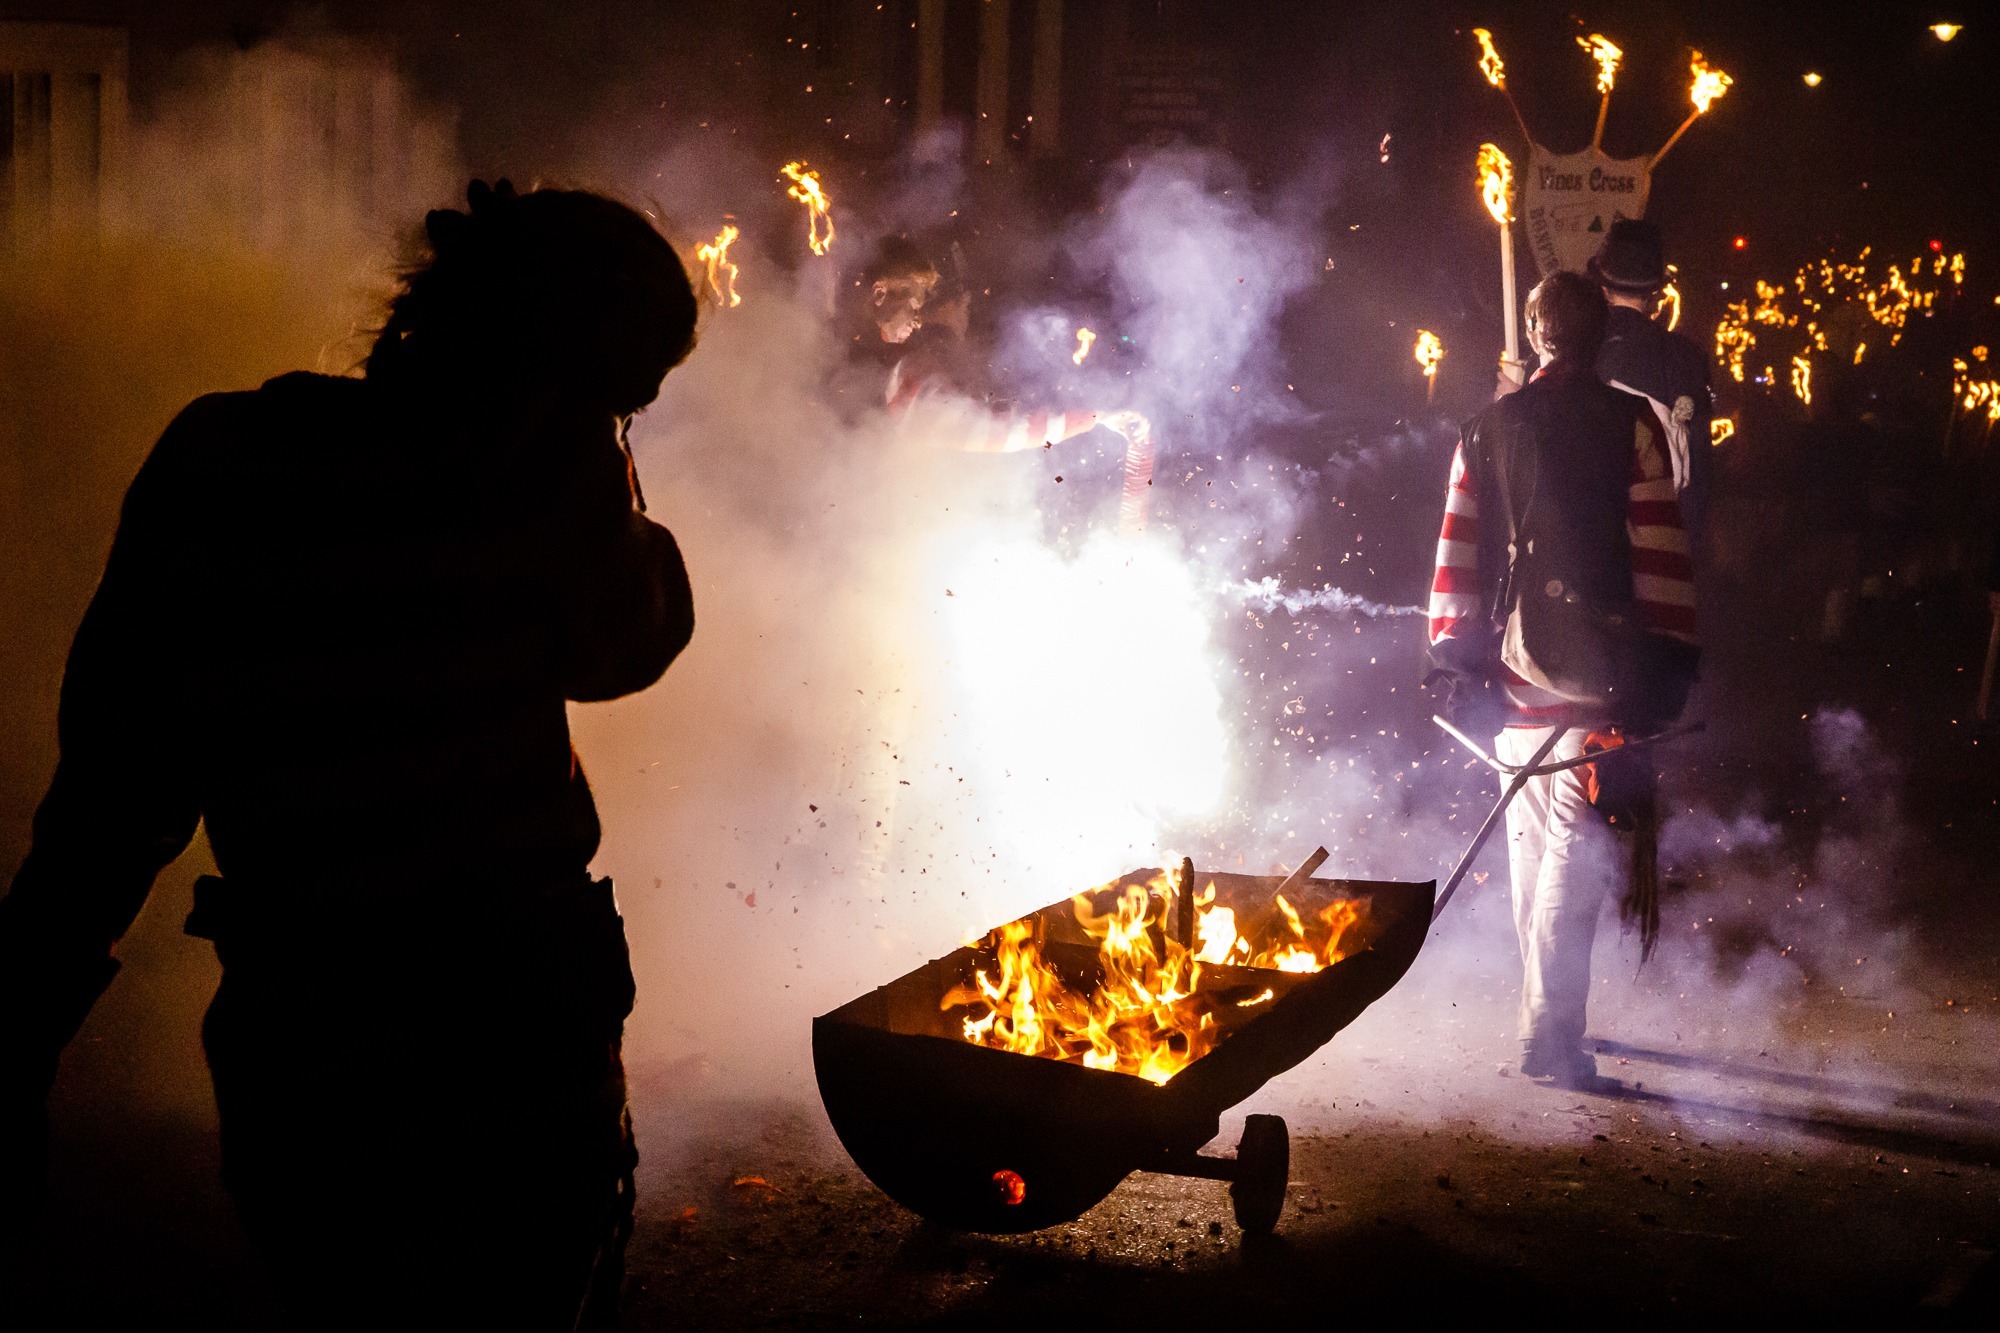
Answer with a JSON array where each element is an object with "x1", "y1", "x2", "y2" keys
[
  {"x1": 0, "y1": 181, "x2": 697, "y2": 1328},
  {"x1": 1589, "y1": 218, "x2": 1715, "y2": 547}
]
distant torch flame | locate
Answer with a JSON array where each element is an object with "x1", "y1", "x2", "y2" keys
[
  {"x1": 780, "y1": 161, "x2": 835, "y2": 257},
  {"x1": 1472, "y1": 28, "x2": 1507, "y2": 88},
  {"x1": 1414, "y1": 330, "x2": 1444, "y2": 379},
  {"x1": 1931, "y1": 23, "x2": 1962, "y2": 42},
  {"x1": 1689, "y1": 52, "x2": 1733, "y2": 114},
  {"x1": 1710, "y1": 417, "x2": 1736, "y2": 446},
  {"x1": 1660, "y1": 270, "x2": 1682, "y2": 331},
  {"x1": 1476, "y1": 143, "x2": 1514, "y2": 225},
  {"x1": 1073, "y1": 327, "x2": 1097, "y2": 365},
  {"x1": 1577, "y1": 33, "x2": 1623, "y2": 94},
  {"x1": 1791, "y1": 353, "x2": 1812, "y2": 406},
  {"x1": 1803, "y1": 71, "x2": 1823, "y2": 87},
  {"x1": 695, "y1": 224, "x2": 741, "y2": 308}
]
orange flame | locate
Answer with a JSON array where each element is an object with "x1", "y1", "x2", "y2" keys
[
  {"x1": 1073, "y1": 327, "x2": 1097, "y2": 365},
  {"x1": 695, "y1": 224, "x2": 741, "y2": 308},
  {"x1": 943, "y1": 869, "x2": 1367, "y2": 1085},
  {"x1": 1476, "y1": 142, "x2": 1514, "y2": 225},
  {"x1": 1689, "y1": 52, "x2": 1733, "y2": 114},
  {"x1": 1414, "y1": 330, "x2": 1444, "y2": 381},
  {"x1": 780, "y1": 161, "x2": 835, "y2": 256},
  {"x1": 1577, "y1": 33, "x2": 1622, "y2": 94},
  {"x1": 1472, "y1": 28, "x2": 1507, "y2": 88}
]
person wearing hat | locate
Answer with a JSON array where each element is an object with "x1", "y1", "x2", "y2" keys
[{"x1": 1590, "y1": 218, "x2": 1715, "y2": 548}]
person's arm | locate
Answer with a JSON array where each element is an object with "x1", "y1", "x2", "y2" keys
[
  {"x1": 547, "y1": 421, "x2": 695, "y2": 703},
  {"x1": 1626, "y1": 414, "x2": 1698, "y2": 644},
  {"x1": 0, "y1": 409, "x2": 207, "y2": 1161},
  {"x1": 1428, "y1": 438, "x2": 1487, "y2": 653}
]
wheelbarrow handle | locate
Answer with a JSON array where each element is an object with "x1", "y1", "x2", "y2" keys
[{"x1": 1427, "y1": 716, "x2": 1706, "y2": 923}]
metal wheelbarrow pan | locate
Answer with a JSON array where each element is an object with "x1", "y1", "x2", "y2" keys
[{"x1": 812, "y1": 869, "x2": 1434, "y2": 1234}]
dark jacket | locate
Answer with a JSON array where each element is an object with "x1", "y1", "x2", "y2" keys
[
  {"x1": 1597, "y1": 304, "x2": 1714, "y2": 537},
  {"x1": 0, "y1": 372, "x2": 693, "y2": 1082}
]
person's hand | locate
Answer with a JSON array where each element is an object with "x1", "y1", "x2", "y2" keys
[
  {"x1": 1494, "y1": 358, "x2": 1527, "y2": 400},
  {"x1": 1100, "y1": 409, "x2": 1151, "y2": 442}
]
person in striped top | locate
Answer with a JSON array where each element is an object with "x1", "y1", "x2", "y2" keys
[
  {"x1": 1427, "y1": 271, "x2": 1698, "y2": 1088},
  {"x1": 0, "y1": 182, "x2": 698, "y2": 1326}
]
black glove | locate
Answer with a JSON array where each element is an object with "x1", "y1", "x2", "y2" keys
[
  {"x1": 1423, "y1": 666, "x2": 1508, "y2": 738},
  {"x1": 1616, "y1": 636, "x2": 1701, "y2": 734}
]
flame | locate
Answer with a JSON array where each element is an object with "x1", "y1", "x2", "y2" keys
[
  {"x1": 1710, "y1": 417, "x2": 1736, "y2": 446},
  {"x1": 780, "y1": 161, "x2": 835, "y2": 256},
  {"x1": 1791, "y1": 353, "x2": 1812, "y2": 406},
  {"x1": 1472, "y1": 28, "x2": 1507, "y2": 88},
  {"x1": 1688, "y1": 52, "x2": 1733, "y2": 114},
  {"x1": 1659, "y1": 273, "x2": 1682, "y2": 331},
  {"x1": 944, "y1": 869, "x2": 1368, "y2": 1085},
  {"x1": 1414, "y1": 329, "x2": 1444, "y2": 381},
  {"x1": 1072, "y1": 326, "x2": 1097, "y2": 365},
  {"x1": 1476, "y1": 143, "x2": 1514, "y2": 225},
  {"x1": 1714, "y1": 244, "x2": 1970, "y2": 386},
  {"x1": 1803, "y1": 71, "x2": 1823, "y2": 87},
  {"x1": 1577, "y1": 33, "x2": 1622, "y2": 94},
  {"x1": 1931, "y1": 23, "x2": 1962, "y2": 42},
  {"x1": 695, "y1": 224, "x2": 741, "y2": 308}
]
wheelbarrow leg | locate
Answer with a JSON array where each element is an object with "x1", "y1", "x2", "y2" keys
[
  {"x1": 1229, "y1": 1114, "x2": 1289, "y2": 1236},
  {"x1": 1431, "y1": 724, "x2": 1568, "y2": 921}
]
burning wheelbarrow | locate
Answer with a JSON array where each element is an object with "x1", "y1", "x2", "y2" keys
[{"x1": 813, "y1": 854, "x2": 1432, "y2": 1235}]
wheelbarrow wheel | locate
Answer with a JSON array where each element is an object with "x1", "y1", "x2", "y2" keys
[{"x1": 1229, "y1": 1114, "x2": 1288, "y2": 1235}]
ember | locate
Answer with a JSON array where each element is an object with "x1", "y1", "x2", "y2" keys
[{"x1": 941, "y1": 863, "x2": 1366, "y2": 1085}]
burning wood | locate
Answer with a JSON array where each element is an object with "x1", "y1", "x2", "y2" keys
[{"x1": 940, "y1": 858, "x2": 1367, "y2": 1086}]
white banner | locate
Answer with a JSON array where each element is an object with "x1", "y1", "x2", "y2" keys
[{"x1": 1522, "y1": 146, "x2": 1651, "y2": 278}]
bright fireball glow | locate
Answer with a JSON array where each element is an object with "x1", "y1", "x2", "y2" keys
[
  {"x1": 1577, "y1": 33, "x2": 1623, "y2": 94},
  {"x1": 1073, "y1": 327, "x2": 1097, "y2": 365},
  {"x1": 1689, "y1": 52, "x2": 1733, "y2": 114},
  {"x1": 1931, "y1": 23, "x2": 1962, "y2": 42},
  {"x1": 1476, "y1": 142, "x2": 1514, "y2": 224},
  {"x1": 780, "y1": 161, "x2": 836, "y2": 256},
  {"x1": 939, "y1": 535, "x2": 1228, "y2": 862}
]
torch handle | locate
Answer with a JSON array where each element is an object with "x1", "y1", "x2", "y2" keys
[
  {"x1": 1500, "y1": 223, "x2": 1521, "y2": 369},
  {"x1": 1650, "y1": 110, "x2": 1700, "y2": 171},
  {"x1": 1177, "y1": 856, "x2": 1195, "y2": 950}
]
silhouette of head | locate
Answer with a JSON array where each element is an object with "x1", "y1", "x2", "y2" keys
[
  {"x1": 1524, "y1": 271, "x2": 1609, "y2": 366},
  {"x1": 369, "y1": 180, "x2": 698, "y2": 415}
]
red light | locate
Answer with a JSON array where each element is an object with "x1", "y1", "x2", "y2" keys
[
  {"x1": 991, "y1": 1169, "x2": 1026, "y2": 1205},
  {"x1": 1930, "y1": 239, "x2": 1944, "y2": 252},
  {"x1": 1732, "y1": 237, "x2": 1748, "y2": 250}
]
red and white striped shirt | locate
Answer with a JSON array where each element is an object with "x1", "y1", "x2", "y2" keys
[
  {"x1": 887, "y1": 358, "x2": 1102, "y2": 452},
  {"x1": 1428, "y1": 373, "x2": 1697, "y2": 725}
]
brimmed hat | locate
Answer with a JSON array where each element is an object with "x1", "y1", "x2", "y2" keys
[{"x1": 1587, "y1": 218, "x2": 1667, "y2": 294}]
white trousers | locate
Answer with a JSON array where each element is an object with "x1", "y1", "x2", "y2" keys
[{"x1": 1496, "y1": 724, "x2": 1620, "y2": 1053}]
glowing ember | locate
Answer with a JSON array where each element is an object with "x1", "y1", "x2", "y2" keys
[
  {"x1": 1072, "y1": 326, "x2": 1097, "y2": 365},
  {"x1": 1476, "y1": 142, "x2": 1514, "y2": 225},
  {"x1": 695, "y1": 223, "x2": 741, "y2": 308},
  {"x1": 1688, "y1": 51, "x2": 1733, "y2": 114},
  {"x1": 779, "y1": 161, "x2": 835, "y2": 256},
  {"x1": 1577, "y1": 33, "x2": 1622, "y2": 94},
  {"x1": 1472, "y1": 27, "x2": 1507, "y2": 88},
  {"x1": 943, "y1": 868, "x2": 1367, "y2": 1085}
]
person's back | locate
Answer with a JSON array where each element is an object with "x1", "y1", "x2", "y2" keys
[{"x1": 1, "y1": 180, "x2": 699, "y2": 1328}]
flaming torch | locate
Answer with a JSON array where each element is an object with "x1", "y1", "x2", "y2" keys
[
  {"x1": 1577, "y1": 33, "x2": 1623, "y2": 151},
  {"x1": 1472, "y1": 28, "x2": 1534, "y2": 145},
  {"x1": 1477, "y1": 143, "x2": 1523, "y2": 379},
  {"x1": 780, "y1": 161, "x2": 836, "y2": 256},
  {"x1": 1414, "y1": 330, "x2": 1444, "y2": 402},
  {"x1": 695, "y1": 223, "x2": 742, "y2": 309},
  {"x1": 1651, "y1": 51, "x2": 1733, "y2": 170}
]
